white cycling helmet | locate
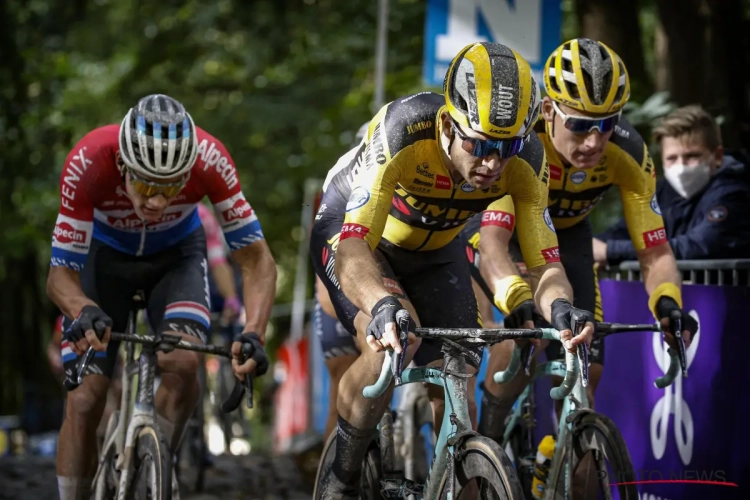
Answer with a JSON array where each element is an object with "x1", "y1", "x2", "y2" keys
[{"x1": 119, "y1": 94, "x2": 199, "y2": 180}]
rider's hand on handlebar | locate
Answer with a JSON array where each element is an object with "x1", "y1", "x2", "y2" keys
[
  {"x1": 504, "y1": 300, "x2": 541, "y2": 347},
  {"x1": 550, "y1": 299, "x2": 595, "y2": 353},
  {"x1": 64, "y1": 305, "x2": 112, "y2": 355},
  {"x1": 656, "y1": 297, "x2": 696, "y2": 349},
  {"x1": 231, "y1": 332, "x2": 269, "y2": 380},
  {"x1": 365, "y1": 296, "x2": 416, "y2": 353}
]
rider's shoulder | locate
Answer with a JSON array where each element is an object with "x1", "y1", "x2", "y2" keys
[
  {"x1": 72, "y1": 124, "x2": 120, "y2": 152},
  {"x1": 512, "y1": 130, "x2": 547, "y2": 179},
  {"x1": 375, "y1": 92, "x2": 444, "y2": 156},
  {"x1": 607, "y1": 116, "x2": 648, "y2": 166}
]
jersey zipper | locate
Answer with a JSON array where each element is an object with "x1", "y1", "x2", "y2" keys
[
  {"x1": 136, "y1": 219, "x2": 147, "y2": 256},
  {"x1": 415, "y1": 182, "x2": 458, "y2": 251}
]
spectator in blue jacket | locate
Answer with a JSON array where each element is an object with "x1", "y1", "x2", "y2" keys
[{"x1": 594, "y1": 105, "x2": 750, "y2": 265}]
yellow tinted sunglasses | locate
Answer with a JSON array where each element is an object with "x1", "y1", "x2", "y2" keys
[{"x1": 127, "y1": 169, "x2": 188, "y2": 198}]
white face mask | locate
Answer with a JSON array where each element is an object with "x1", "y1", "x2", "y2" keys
[{"x1": 664, "y1": 160, "x2": 712, "y2": 199}]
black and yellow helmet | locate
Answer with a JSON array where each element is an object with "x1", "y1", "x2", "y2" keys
[
  {"x1": 544, "y1": 38, "x2": 630, "y2": 114},
  {"x1": 444, "y1": 42, "x2": 540, "y2": 139}
]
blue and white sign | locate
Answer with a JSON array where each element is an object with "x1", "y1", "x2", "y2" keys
[{"x1": 423, "y1": 0, "x2": 563, "y2": 87}]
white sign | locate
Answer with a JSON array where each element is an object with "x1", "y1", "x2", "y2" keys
[{"x1": 423, "y1": 0, "x2": 562, "y2": 87}]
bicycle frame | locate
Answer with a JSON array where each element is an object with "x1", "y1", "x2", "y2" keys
[
  {"x1": 92, "y1": 304, "x2": 162, "y2": 499},
  {"x1": 494, "y1": 325, "x2": 681, "y2": 500},
  {"x1": 366, "y1": 350, "x2": 474, "y2": 500}
]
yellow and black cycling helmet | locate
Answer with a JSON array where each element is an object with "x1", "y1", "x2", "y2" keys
[
  {"x1": 444, "y1": 42, "x2": 541, "y2": 139},
  {"x1": 544, "y1": 38, "x2": 630, "y2": 114}
]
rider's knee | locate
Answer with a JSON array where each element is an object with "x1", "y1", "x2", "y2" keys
[
  {"x1": 162, "y1": 349, "x2": 200, "y2": 379},
  {"x1": 65, "y1": 377, "x2": 109, "y2": 421}
]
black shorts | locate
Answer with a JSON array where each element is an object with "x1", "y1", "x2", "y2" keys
[
  {"x1": 310, "y1": 189, "x2": 482, "y2": 367},
  {"x1": 460, "y1": 214, "x2": 605, "y2": 365},
  {"x1": 61, "y1": 228, "x2": 211, "y2": 379},
  {"x1": 313, "y1": 297, "x2": 360, "y2": 359}
]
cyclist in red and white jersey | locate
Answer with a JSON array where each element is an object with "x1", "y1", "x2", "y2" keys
[{"x1": 47, "y1": 94, "x2": 277, "y2": 500}]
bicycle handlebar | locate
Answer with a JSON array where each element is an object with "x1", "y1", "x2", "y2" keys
[
  {"x1": 492, "y1": 328, "x2": 580, "y2": 400},
  {"x1": 63, "y1": 332, "x2": 255, "y2": 412},
  {"x1": 494, "y1": 322, "x2": 682, "y2": 393},
  {"x1": 362, "y1": 312, "x2": 546, "y2": 399}
]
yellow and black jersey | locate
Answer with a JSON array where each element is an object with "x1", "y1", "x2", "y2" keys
[
  {"x1": 485, "y1": 116, "x2": 667, "y2": 252},
  {"x1": 323, "y1": 91, "x2": 561, "y2": 269}
]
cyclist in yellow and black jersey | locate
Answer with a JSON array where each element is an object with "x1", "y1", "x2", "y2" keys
[
  {"x1": 459, "y1": 38, "x2": 698, "y2": 446},
  {"x1": 311, "y1": 42, "x2": 597, "y2": 498}
]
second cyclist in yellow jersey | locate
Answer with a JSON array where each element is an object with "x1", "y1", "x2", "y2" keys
[{"x1": 461, "y1": 38, "x2": 698, "y2": 447}]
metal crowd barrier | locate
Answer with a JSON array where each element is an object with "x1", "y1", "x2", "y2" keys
[{"x1": 599, "y1": 259, "x2": 750, "y2": 286}]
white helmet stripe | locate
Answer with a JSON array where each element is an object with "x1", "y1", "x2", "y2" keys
[
  {"x1": 123, "y1": 110, "x2": 138, "y2": 168},
  {"x1": 136, "y1": 114, "x2": 154, "y2": 172},
  {"x1": 164, "y1": 123, "x2": 176, "y2": 170}
]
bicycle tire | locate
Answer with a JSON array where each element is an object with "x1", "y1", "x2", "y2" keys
[
  {"x1": 312, "y1": 431, "x2": 382, "y2": 500},
  {"x1": 435, "y1": 436, "x2": 525, "y2": 499},
  {"x1": 127, "y1": 425, "x2": 173, "y2": 500},
  {"x1": 504, "y1": 427, "x2": 535, "y2": 499},
  {"x1": 92, "y1": 410, "x2": 121, "y2": 500},
  {"x1": 549, "y1": 411, "x2": 638, "y2": 499}
]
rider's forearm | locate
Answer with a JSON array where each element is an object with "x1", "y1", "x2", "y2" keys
[
  {"x1": 479, "y1": 226, "x2": 531, "y2": 314},
  {"x1": 212, "y1": 260, "x2": 238, "y2": 300},
  {"x1": 233, "y1": 241, "x2": 277, "y2": 341},
  {"x1": 527, "y1": 263, "x2": 574, "y2": 324},
  {"x1": 46, "y1": 266, "x2": 97, "y2": 319},
  {"x1": 335, "y1": 238, "x2": 390, "y2": 315},
  {"x1": 637, "y1": 243, "x2": 683, "y2": 314}
]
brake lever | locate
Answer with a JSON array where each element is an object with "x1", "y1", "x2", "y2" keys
[
  {"x1": 574, "y1": 318, "x2": 589, "y2": 388},
  {"x1": 521, "y1": 343, "x2": 535, "y2": 376},
  {"x1": 394, "y1": 310, "x2": 411, "y2": 384},
  {"x1": 670, "y1": 312, "x2": 688, "y2": 378}
]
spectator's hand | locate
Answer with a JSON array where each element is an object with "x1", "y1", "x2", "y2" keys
[{"x1": 592, "y1": 238, "x2": 608, "y2": 268}]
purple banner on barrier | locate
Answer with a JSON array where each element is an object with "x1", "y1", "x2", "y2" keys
[{"x1": 596, "y1": 280, "x2": 750, "y2": 500}]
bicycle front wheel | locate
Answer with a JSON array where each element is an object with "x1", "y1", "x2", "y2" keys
[
  {"x1": 436, "y1": 436, "x2": 525, "y2": 499},
  {"x1": 127, "y1": 425, "x2": 173, "y2": 500},
  {"x1": 549, "y1": 411, "x2": 638, "y2": 499}
]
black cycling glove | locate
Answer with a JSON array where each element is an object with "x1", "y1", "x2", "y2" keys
[
  {"x1": 234, "y1": 332, "x2": 269, "y2": 376},
  {"x1": 656, "y1": 297, "x2": 698, "y2": 339},
  {"x1": 503, "y1": 299, "x2": 543, "y2": 329},
  {"x1": 550, "y1": 298, "x2": 595, "y2": 334},
  {"x1": 63, "y1": 305, "x2": 113, "y2": 343},
  {"x1": 366, "y1": 296, "x2": 414, "y2": 340}
]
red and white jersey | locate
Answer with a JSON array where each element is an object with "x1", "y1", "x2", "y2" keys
[{"x1": 50, "y1": 125, "x2": 264, "y2": 271}]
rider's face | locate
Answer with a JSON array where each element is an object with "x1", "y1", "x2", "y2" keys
[
  {"x1": 542, "y1": 97, "x2": 615, "y2": 169},
  {"x1": 442, "y1": 113, "x2": 511, "y2": 189},
  {"x1": 118, "y1": 153, "x2": 183, "y2": 222}
]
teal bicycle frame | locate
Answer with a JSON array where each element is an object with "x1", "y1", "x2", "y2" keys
[
  {"x1": 364, "y1": 349, "x2": 474, "y2": 499},
  {"x1": 494, "y1": 328, "x2": 680, "y2": 499}
]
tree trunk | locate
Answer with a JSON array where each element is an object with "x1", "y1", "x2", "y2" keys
[
  {"x1": 655, "y1": 0, "x2": 708, "y2": 106},
  {"x1": 707, "y1": 0, "x2": 750, "y2": 148},
  {"x1": 0, "y1": 0, "x2": 64, "y2": 426},
  {"x1": 575, "y1": 0, "x2": 652, "y2": 100}
]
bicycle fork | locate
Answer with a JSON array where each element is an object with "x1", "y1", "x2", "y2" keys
[{"x1": 116, "y1": 346, "x2": 161, "y2": 499}]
